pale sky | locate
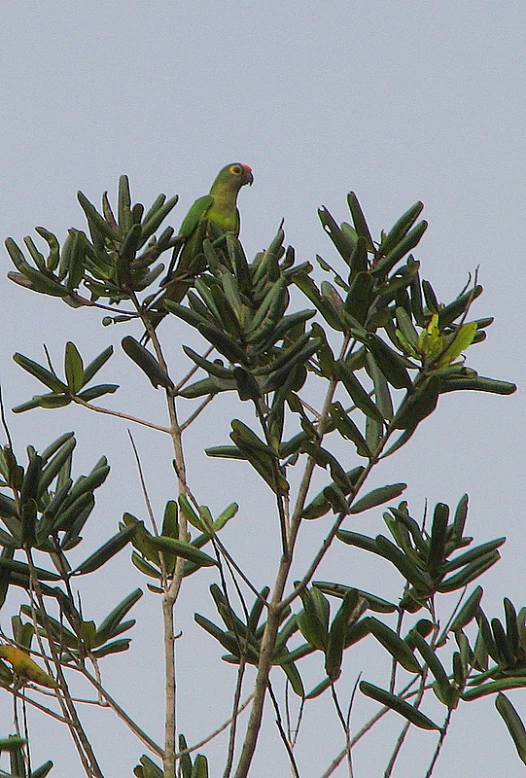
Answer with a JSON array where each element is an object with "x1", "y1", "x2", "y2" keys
[{"x1": 1, "y1": 2, "x2": 525, "y2": 776}]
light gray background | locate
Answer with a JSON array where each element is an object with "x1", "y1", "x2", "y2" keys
[{"x1": 1, "y1": 2, "x2": 524, "y2": 776}]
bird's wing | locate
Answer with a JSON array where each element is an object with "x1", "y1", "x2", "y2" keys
[{"x1": 178, "y1": 194, "x2": 214, "y2": 239}]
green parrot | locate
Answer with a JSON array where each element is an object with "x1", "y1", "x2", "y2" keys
[{"x1": 148, "y1": 162, "x2": 253, "y2": 329}]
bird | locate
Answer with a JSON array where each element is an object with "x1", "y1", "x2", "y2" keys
[{"x1": 146, "y1": 162, "x2": 253, "y2": 331}]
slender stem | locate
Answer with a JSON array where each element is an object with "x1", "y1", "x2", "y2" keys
[
  {"x1": 6, "y1": 686, "x2": 70, "y2": 723},
  {"x1": 222, "y1": 659, "x2": 246, "y2": 778},
  {"x1": 254, "y1": 400, "x2": 289, "y2": 556},
  {"x1": 232, "y1": 566, "x2": 289, "y2": 778},
  {"x1": 268, "y1": 682, "x2": 301, "y2": 778},
  {"x1": 232, "y1": 336, "x2": 357, "y2": 778},
  {"x1": 424, "y1": 709, "x2": 452, "y2": 778},
  {"x1": 72, "y1": 396, "x2": 171, "y2": 434},
  {"x1": 175, "y1": 694, "x2": 254, "y2": 759},
  {"x1": 130, "y1": 291, "x2": 190, "y2": 778},
  {"x1": 389, "y1": 608, "x2": 405, "y2": 693},
  {"x1": 25, "y1": 551, "x2": 104, "y2": 777},
  {"x1": 330, "y1": 684, "x2": 353, "y2": 778},
  {"x1": 173, "y1": 345, "x2": 214, "y2": 393},
  {"x1": 180, "y1": 394, "x2": 215, "y2": 431},
  {"x1": 77, "y1": 665, "x2": 163, "y2": 756},
  {"x1": 319, "y1": 677, "x2": 421, "y2": 778},
  {"x1": 384, "y1": 670, "x2": 427, "y2": 778}
]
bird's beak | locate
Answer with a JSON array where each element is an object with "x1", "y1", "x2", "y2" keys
[{"x1": 242, "y1": 164, "x2": 254, "y2": 186}]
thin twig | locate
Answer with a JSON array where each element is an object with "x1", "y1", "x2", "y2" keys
[
  {"x1": 319, "y1": 677, "x2": 421, "y2": 778},
  {"x1": 389, "y1": 608, "x2": 405, "y2": 693},
  {"x1": 222, "y1": 659, "x2": 246, "y2": 778},
  {"x1": 174, "y1": 694, "x2": 254, "y2": 758},
  {"x1": 0, "y1": 386, "x2": 14, "y2": 449},
  {"x1": 72, "y1": 396, "x2": 171, "y2": 434},
  {"x1": 77, "y1": 665, "x2": 163, "y2": 757},
  {"x1": 268, "y1": 681, "x2": 301, "y2": 778},
  {"x1": 173, "y1": 345, "x2": 215, "y2": 393},
  {"x1": 180, "y1": 394, "x2": 215, "y2": 431},
  {"x1": 5, "y1": 686, "x2": 70, "y2": 723},
  {"x1": 127, "y1": 430, "x2": 160, "y2": 537},
  {"x1": 330, "y1": 683, "x2": 353, "y2": 778},
  {"x1": 25, "y1": 551, "x2": 104, "y2": 777},
  {"x1": 424, "y1": 708, "x2": 452, "y2": 778}
]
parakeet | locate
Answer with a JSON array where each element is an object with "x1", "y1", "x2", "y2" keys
[{"x1": 148, "y1": 162, "x2": 253, "y2": 329}]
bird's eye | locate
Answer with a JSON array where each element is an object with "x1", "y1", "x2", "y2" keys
[{"x1": 231, "y1": 165, "x2": 242, "y2": 175}]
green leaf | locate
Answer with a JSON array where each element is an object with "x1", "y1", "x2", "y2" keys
[
  {"x1": 150, "y1": 536, "x2": 217, "y2": 567},
  {"x1": 350, "y1": 483, "x2": 406, "y2": 514},
  {"x1": 322, "y1": 484, "x2": 350, "y2": 515},
  {"x1": 37, "y1": 435, "x2": 76, "y2": 496},
  {"x1": 83, "y1": 346, "x2": 114, "y2": 384},
  {"x1": 325, "y1": 588, "x2": 361, "y2": 679},
  {"x1": 305, "y1": 676, "x2": 333, "y2": 699},
  {"x1": 194, "y1": 613, "x2": 240, "y2": 656},
  {"x1": 393, "y1": 377, "x2": 440, "y2": 431},
  {"x1": 92, "y1": 638, "x2": 131, "y2": 658},
  {"x1": 496, "y1": 693, "x2": 526, "y2": 764},
  {"x1": 318, "y1": 207, "x2": 356, "y2": 262},
  {"x1": 504, "y1": 598, "x2": 521, "y2": 660},
  {"x1": 233, "y1": 367, "x2": 262, "y2": 401},
  {"x1": 52, "y1": 492, "x2": 94, "y2": 533},
  {"x1": 292, "y1": 271, "x2": 343, "y2": 331},
  {"x1": 78, "y1": 190, "x2": 121, "y2": 242},
  {"x1": 335, "y1": 360, "x2": 384, "y2": 423},
  {"x1": 198, "y1": 322, "x2": 250, "y2": 366},
  {"x1": 314, "y1": 581, "x2": 395, "y2": 614},
  {"x1": 64, "y1": 342, "x2": 84, "y2": 393},
  {"x1": 281, "y1": 656, "x2": 305, "y2": 697},
  {"x1": 77, "y1": 384, "x2": 119, "y2": 401},
  {"x1": 375, "y1": 535, "x2": 430, "y2": 590},
  {"x1": 437, "y1": 321, "x2": 477, "y2": 368},
  {"x1": 443, "y1": 538, "x2": 505, "y2": 574},
  {"x1": 449, "y1": 586, "x2": 483, "y2": 632},
  {"x1": 329, "y1": 402, "x2": 372, "y2": 458},
  {"x1": 96, "y1": 588, "x2": 143, "y2": 644},
  {"x1": 30, "y1": 760, "x2": 54, "y2": 778},
  {"x1": 365, "y1": 335, "x2": 413, "y2": 389},
  {"x1": 463, "y1": 677, "x2": 526, "y2": 701},
  {"x1": 427, "y1": 502, "x2": 449, "y2": 575},
  {"x1": 437, "y1": 551, "x2": 501, "y2": 592},
  {"x1": 366, "y1": 617, "x2": 421, "y2": 673},
  {"x1": 379, "y1": 202, "x2": 425, "y2": 258},
  {"x1": 0, "y1": 493, "x2": 18, "y2": 519},
  {"x1": 139, "y1": 195, "x2": 178, "y2": 247},
  {"x1": 439, "y1": 374, "x2": 516, "y2": 396},
  {"x1": 190, "y1": 754, "x2": 209, "y2": 778},
  {"x1": 0, "y1": 558, "x2": 60, "y2": 582},
  {"x1": 438, "y1": 285, "x2": 483, "y2": 328},
  {"x1": 347, "y1": 192, "x2": 374, "y2": 252},
  {"x1": 182, "y1": 346, "x2": 232, "y2": 379},
  {"x1": 297, "y1": 589, "x2": 329, "y2": 651},
  {"x1": 73, "y1": 524, "x2": 136, "y2": 575},
  {"x1": 13, "y1": 353, "x2": 66, "y2": 393},
  {"x1": 345, "y1": 271, "x2": 374, "y2": 325},
  {"x1": 121, "y1": 336, "x2": 173, "y2": 389},
  {"x1": 135, "y1": 754, "x2": 164, "y2": 778},
  {"x1": 373, "y1": 220, "x2": 428, "y2": 276},
  {"x1": 360, "y1": 681, "x2": 439, "y2": 730},
  {"x1": 410, "y1": 629, "x2": 451, "y2": 701}
]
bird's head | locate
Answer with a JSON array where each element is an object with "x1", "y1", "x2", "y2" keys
[{"x1": 222, "y1": 162, "x2": 254, "y2": 188}]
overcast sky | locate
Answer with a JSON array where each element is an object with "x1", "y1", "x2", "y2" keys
[{"x1": 1, "y1": 2, "x2": 525, "y2": 776}]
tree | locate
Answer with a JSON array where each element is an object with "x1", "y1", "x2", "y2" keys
[{"x1": 0, "y1": 174, "x2": 520, "y2": 778}]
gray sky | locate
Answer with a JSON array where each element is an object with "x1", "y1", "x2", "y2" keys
[{"x1": 1, "y1": 1, "x2": 525, "y2": 776}]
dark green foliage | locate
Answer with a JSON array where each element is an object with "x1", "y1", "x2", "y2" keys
[{"x1": 2, "y1": 178, "x2": 518, "y2": 776}]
